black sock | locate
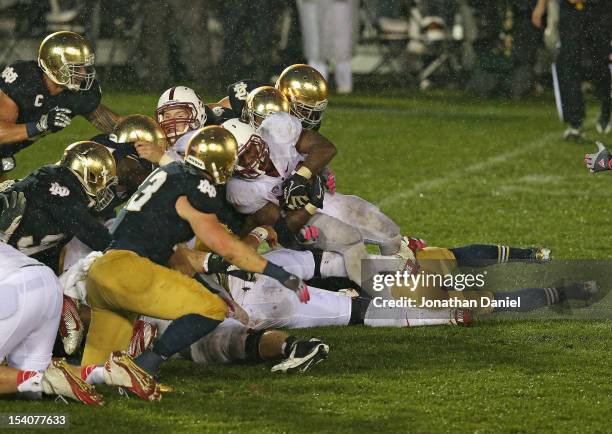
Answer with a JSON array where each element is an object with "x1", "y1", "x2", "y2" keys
[
  {"x1": 349, "y1": 296, "x2": 371, "y2": 325},
  {"x1": 310, "y1": 249, "x2": 324, "y2": 278},
  {"x1": 451, "y1": 244, "x2": 534, "y2": 266},
  {"x1": 135, "y1": 314, "x2": 221, "y2": 375},
  {"x1": 492, "y1": 287, "x2": 559, "y2": 313}
]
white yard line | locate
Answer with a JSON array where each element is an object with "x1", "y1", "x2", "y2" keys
[{"x1": 378, "y1": 131, "x2": 559, "y2": 208}]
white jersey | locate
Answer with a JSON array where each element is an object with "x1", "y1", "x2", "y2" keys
[
  {"x1": 172, "y1": 129, "x2": 198, "y2": 157},
  {"x1": 258, "y1": 112, "x2": 304, "y2": 179},
  {"x1": 0, "y1": 242, "x2": 41, "y2": 281},
  {"x1": 226, "y1": 174, "x2": 283, "y2": 215},
  {"x1": 226, "y1": 112, "x2": 304, "y2": 215}
]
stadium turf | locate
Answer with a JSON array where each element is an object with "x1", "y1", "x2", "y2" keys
[{"x1": 3, "y1": 90, "x2": 611, "y2": 433}]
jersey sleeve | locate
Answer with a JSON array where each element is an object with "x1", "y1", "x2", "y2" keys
[
  {"x1": 206, "y1": 105, "x2": 237, "y2": 124},
  {"x1": 258, "y1": 112, "x2": 303, "y2": 176},
  {"x1": 0, "y1": 62, "x2": 29, "y2": 102},
  {"x1": 227, "y1": 79, "x2": 264, "y2": 113},
  {"x1": 184, "y1": 174, "x2": 223, "y2": 215},
  {"x1": 43, "y1": 170, "x2": 111, "y2": 251},
  {"x1": 226, "y1": 177, "x2": 274, "y2": 215}
]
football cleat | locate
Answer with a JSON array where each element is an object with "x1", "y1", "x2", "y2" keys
[
  {"x1": 42, "y1": 358, "x2": 105, "y2": 406},
  {"x1": 59, "y1": 295, "x2": 84, "y2": 355},
  {"x1": 128, "y1": 320, "x2": 158, "y2": 358},
  {"x1": 451, "y1": 308, "x2": 473, "y2": 326},
  {"x1": 563, "y1": 127, "x2": 585, "y2": 141},
  {"x1": 530, "y1": 247, "x2": 551, "y2": 263},
  {"x1": 395, "y1": 236, "x2": 420, "y2": 273},
  {"x1": 103, "y1": 351, "x2": 162, "y2": 401},
  {"x1": 563, "y1": 280, "x2": 598, "y2": 304},
  {"x1": 271, "y1": 338, "x2": 329, "y2": 374}
]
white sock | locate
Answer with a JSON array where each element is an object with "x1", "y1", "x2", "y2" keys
[
  {"x1": 81, "y1": 365, "x2": 105, "y2": 385},
  {"x1": 320, "y1": 251, "x2": 348, "y2": 278},
  {"x1": 16, "y1": 371, "x2": 44, "y2": 393}
]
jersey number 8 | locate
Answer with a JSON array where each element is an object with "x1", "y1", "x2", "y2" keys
[{"x1": 125, "y1": 170, "x2": 168, "y2": 212}]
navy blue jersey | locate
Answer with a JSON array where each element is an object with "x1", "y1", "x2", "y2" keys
[
  {"x1": 110, "y1": 162, "x2": 223, "y2": 265},
  {"x1": 0, "y1": 60, "x2": 102, "y2": 157},
  {"x1": 7, "y1": 164, "x2": 111, "y2": 267}
]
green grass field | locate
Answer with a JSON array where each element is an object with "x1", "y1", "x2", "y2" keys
[{"x1": 3, "y1": 90, "x2": 612, "y2": 433}]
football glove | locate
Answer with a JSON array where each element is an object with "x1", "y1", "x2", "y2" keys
[
  {"x1": 308, "y1": 174, "x2": 325, "y2": 209},
  {"x1": 281, "y1": 274, "x2": 311, "y2": 303},
  {"x1": 203, "y1": 253, "x2": 256, "y2": 282},
  {"x1": 262, "y1": 261, "x2": 310, "y2": 303},
  {"x1": 297, "y1": 225, "x2": 320, "y2": 245},
  {"x1": 584, "y1": 142, "x2": 612, "y2": 173},
  {"x1": 320, "y1": 167, "x2": 336, "y2": 194},
  {"x1": 0, "y1": 190, "x2": 26, "y2": 243},
  {"x1": 27, "y1": 107, "x2": 72, "y2": 137},
  {"x1": 282, "y1": 171, "x2": 310, "y2": 210}
]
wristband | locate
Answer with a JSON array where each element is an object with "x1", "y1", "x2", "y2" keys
[
  {"x1": 262, "y1": 262, "x2": 292, "y2": 283},
  {"x1": 248, "y1": 226, "x2": 269, "y2": 244},
  {"x1": 25, "y1": 121, "x2": 41, "y2": 138},
  {"x1": 296, "y1": 166, "x2": 312, "y2": 180},
  {"x1": 305, "y1": 203, "x2": 318, "y2": 215}
]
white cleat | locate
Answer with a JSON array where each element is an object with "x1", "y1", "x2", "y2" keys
[
  {"x1": 59, "y1": 295, "x2": 84, "y2": 355},
  {"x1": 271, "y1": 338, "x2": 329, "y2": 374},
  {"x1": 128, "y1": 320, "x2": 158, "y2": 358},
  {"x1": 42, "y1": 358, "x2": 105, "y2": 405}
]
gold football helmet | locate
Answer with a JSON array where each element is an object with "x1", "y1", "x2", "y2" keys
[
  {"x1": 185, "y1": 126, "x2": 237, "y2": 185},
  {"x1": 38, "y1": 31, "x2": 96, "y2": 92},
  {"x1": 61, "y1": 141, "x2": 117, "y2": 211},
  {"x1": 111, "y1": 114, "x2": 168, "y2": 149},
  {"x1": 275, "y1": 64, "x2": 328, "y2": 130},
  {"x1": 244, "y1": 86, "x2": 290, "y2": 128}
]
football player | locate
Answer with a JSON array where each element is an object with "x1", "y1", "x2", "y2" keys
[
  {"x1": 81, "y1": 127, "x2": 310, "y2": 384},
  {"x1": 0, "y1": 31, "x2": 122, "y2": 179},
  {"x1": 218, "y1": 64, "x2": 328, "y2": 132},
  {"x1": 58, "y1": 115, "x2": 163, "y2": 355},
  {"x1": 0, "y1": 141, "x2": 117, "y2": 272}
]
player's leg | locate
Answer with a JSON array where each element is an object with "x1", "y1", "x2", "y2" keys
[
  {"x1": 321, "y1": 193, "x2": 402, "y2": 255},
  {"x1": 449, "y1": 244, "x2": 550, "y2": 266},
  {"x1": 0, "y1": 265, "x2": 102, "y2": 404},
  {"x1": 6, "y1": 266, "x2": 62, "y2": 372},
  {"x1": 86, "y1": 250, "x2": 227, "y2": 375},
  {"x1": 306, "y1": 213, "x2": 368, "y2": 288}
]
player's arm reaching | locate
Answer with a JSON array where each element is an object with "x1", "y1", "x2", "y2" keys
[
  {"x1": 176, "y1": 196, "x2": 309, "y2": 302},
  {"x1": 0, "y1": 91, "x2": 71, "y2": 145},
  {"x1": 295, "y1": 130, "x2": 337, "y2": 175},
  {"x1": 84, "y1": 103, "x2": 123, "y2": 133}
]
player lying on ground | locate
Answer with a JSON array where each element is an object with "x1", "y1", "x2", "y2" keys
[{"x1": 80, "y1": 127, "x2": 312, "y2": 394}]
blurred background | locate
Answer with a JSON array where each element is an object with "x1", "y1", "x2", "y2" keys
[{"x1": 0, "y1": 0, "x2": 562, "y2": 98}]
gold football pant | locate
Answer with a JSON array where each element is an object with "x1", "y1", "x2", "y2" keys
[
  {"x1": 82, "y1": 250, "x2": 228, "y2": 365},
  {"x1": 392, "y1": 247, "x2": 495, "y2": 315}
]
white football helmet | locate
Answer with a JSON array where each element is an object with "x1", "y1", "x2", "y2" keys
[
  {"x1": 156, "y1": 86, "x2": 207, "y2": 143},
  {"x1": 222, "y1": 118, "x2": 269, "y2": 179}
]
